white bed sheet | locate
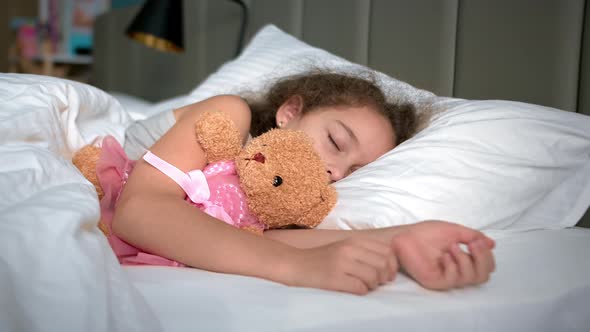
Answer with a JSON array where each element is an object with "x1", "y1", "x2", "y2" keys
[{"x1": 125, "y1": 228, "x2": 590, "y2": 332}]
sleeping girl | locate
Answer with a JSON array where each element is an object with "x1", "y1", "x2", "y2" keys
[{"x1": 107, "y1": 71, "x2": 495, "y2": 295}]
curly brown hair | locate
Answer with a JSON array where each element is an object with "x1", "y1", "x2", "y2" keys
[{"x1": 244, "y1": 71, "x2": 419, "y2": 146}]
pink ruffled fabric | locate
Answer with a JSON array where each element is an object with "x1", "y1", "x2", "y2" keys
[
  {"x1": 96, "y1": 136, "x2": 264, "y2": 267},
  {"x1": 96, "y1": 136, "x2": 181, "y2": 266}
]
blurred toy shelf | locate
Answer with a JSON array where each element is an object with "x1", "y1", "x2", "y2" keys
[
  {"x1": 7, "y1": 0, "x2": 109, "y2": 83},
  {"x1": 8, "y1": 40, "x2": 93, "y2": 83},
  {"x1": 33, "y1": 53, "x2": 92, "y2": 64}
]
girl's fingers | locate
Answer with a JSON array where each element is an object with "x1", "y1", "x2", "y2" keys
[
  {"x1": 352, "y1": 239, "x2": 397, "y2": 284},
  {"x1": 440, "y1": 252, "x2": 458, "y2": 289},
  {"x1": 450, "y1": 244, "x2": 476, "y2": 286},
  {"x1": 450, "y1": 224, "x2": 487, "y2": 244},
  {"x1": 333, "y1": 274, "x2": 370, "y2": 295},
  {"x1": 388, "y1": 253, "x2": 399, "y2": 282},
  {"x1": 469, "y1": 239, "x2": 496, "y2": 283},
  {"x1": 330, "y1": 239, "x2": 398, "y2": 294},
  {"x1": 486, "y1": 237, "x2": 496, "y2": 249},
  {"x1": 345, "y1": 258, "x2": 381, "y2": 291},
  {"x1": 452, "y1": 226, "x2": 495, "y2": 251}
]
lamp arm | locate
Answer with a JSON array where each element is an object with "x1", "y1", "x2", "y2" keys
[{"x1": 230, "y1": 0, "x2": 249, "y2": 57}]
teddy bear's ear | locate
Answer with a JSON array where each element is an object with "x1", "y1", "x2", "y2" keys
[
  {"x1": 294, "y1": 185, "x2": 338, "y2": 228},
  {"x1": 195, "y1": 111, "x2": 242, "y2": 162}
]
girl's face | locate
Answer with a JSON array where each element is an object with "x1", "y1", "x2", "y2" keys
[{"x1": 276, "y1": 97, "x2": 395, "y2": 182}]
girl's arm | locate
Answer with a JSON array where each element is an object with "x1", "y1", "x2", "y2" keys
[
  {"x1": 267, "y1": 222, "x2": 496, "y2": 290},
  {"x1": 114, "y1": 96, "x2": 273, "y2": 273},
  {"x1": 112, "y1": 95, "x2": 396, "y2": 295},
  {"x1": 264, "y1": 227, "x2": 404, "y2": 249}
]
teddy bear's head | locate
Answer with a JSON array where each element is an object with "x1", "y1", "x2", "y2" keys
[{"x1": 235, "y1": 129, "x2": 337, "y2": 229}]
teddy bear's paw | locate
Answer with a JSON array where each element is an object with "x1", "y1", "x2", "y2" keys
[
  {"x1": 72, "y1": 145, "x2": 105, "y2": 200},
  {"x1": 97, "y1": 221, "x2": 110, "y2": 237},
  {"x1": 195, "y1": 111, "x2": 242, "y2": 162}
]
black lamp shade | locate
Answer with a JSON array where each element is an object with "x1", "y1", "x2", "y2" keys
[{"x1": 126, "y1": 0, "x2": 184, "y2": 53}]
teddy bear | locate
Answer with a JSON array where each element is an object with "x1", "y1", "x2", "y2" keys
[{"x1": 72, "y1": 110, "x2": 337, "y2": 238}]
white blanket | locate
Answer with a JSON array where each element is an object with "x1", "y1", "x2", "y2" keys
[{"x1": 0, "y1": 74, "x2": 161, "y2": 332}]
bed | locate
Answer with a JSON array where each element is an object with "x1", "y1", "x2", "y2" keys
[{"x1": 2, "y1": 1, "x2": 590, "y2": 331}]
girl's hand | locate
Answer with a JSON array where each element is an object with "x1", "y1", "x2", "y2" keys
[
  {"x1": 390, "y1": 221, "x2": 496, "y2": 290},
  {"x1": 283, "y1": 237, "x2": 398, "y2": 295}
]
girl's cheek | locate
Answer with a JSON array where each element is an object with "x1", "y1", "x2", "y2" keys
[{"x1": 315, "y1": 144, "x2": 331, "y2": 165}]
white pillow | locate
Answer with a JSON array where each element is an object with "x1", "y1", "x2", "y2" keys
[
  {"x1": 321, "y1": 98, "x2": 590, "y2": 231},
  {"x1": 187, "y1": 24, "x2": 435, "y2": 107},
  {"x1": 109, "y1": 92, "x2": 153, "y2": 121},
  {"x1": 188, "y1": 24, "x2": 590, "y2": 231},
  {"x1": 110, "y1": 92, "x2": 192, "y2": 121}
]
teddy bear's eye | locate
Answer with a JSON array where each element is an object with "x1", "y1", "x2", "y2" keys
[{"x1": 272, "y1": 176, "x2": 283, "y2": 187}]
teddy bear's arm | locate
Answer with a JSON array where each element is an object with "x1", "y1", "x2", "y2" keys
[{"x1": 195, "y1": 111, "x2": 243, "y2": 162}]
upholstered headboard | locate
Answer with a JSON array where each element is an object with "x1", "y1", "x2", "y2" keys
[
  {"x1": 93, "y1": 0, "x2": 589, "y2": 114},
  {"x1": 92, "y1": 0, "x2": 590, "y2": 227}
]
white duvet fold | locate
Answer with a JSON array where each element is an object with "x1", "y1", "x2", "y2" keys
[{"x1": 0, "y1": 74, "x2": 161, "y2": 332}]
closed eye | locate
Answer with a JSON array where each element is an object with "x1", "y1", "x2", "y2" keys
[{"x1": 329, "y1": 134, "x2": 340, "y2": 151}]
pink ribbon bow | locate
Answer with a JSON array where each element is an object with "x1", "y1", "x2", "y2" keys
[{"x1": 142, "y1": 152, "x2": 236, "y2": 226}]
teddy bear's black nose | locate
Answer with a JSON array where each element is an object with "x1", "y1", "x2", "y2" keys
[{"x1": 253, "y1": 152, "x2": 265, "y2": 164}]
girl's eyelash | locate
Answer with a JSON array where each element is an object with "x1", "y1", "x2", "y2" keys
[{"x1": 329, "y1": 135, "x2": 340, "y2": 151}]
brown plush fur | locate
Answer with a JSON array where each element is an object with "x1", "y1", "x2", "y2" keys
[
  {"x1": 194, "y1": 111, "x2": 242, "y2": 162},
  {"x1": 234, "y1": 128, "x2": 336, "y2": 229},
  {"x1": 195, "y1": 111, "x2": 336, "y2": 230},
  {"x1": 72, "y1": 110, "x2": 337, "y2": 236},
  {"x1": 71, "y1": 145, "x2": 109, "y2": 235},
  {"x1": 72, "y1": 145, "x2": 104, "y2": 200}
]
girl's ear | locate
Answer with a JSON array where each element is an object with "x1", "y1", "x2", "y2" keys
[{"x1": 276, "y1": 95, "x2": 303, "y2": 127}]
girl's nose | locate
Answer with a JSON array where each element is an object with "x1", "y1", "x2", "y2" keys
[{"x1": 326, "y1": 168, "x2": 344, "y2": 182}]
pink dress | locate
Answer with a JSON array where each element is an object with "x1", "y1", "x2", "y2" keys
[{"x1": 96, "y1": 136, "x2": 264, "y2": 266}]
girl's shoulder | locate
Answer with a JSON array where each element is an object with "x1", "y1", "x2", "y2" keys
[
  {"x1": 173, "y1": 95, "x2": 252, "y2": 145},
  {"x1": 174, "y1": 94, "x2": 252, "y2": 129},
  {"x1": 120, "y1": 95, "x2": 254, "y2": 203}
]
